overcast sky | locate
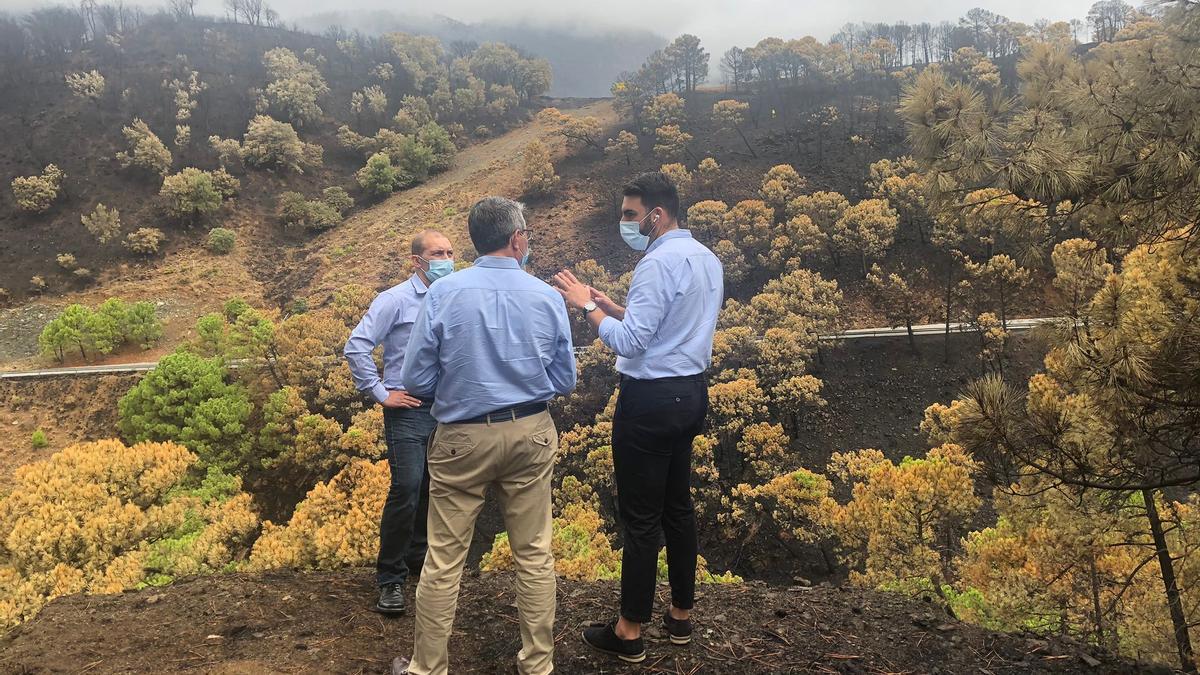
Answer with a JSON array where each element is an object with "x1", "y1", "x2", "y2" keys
[{"x1": 4, "y1": 0, "x2": 1099, "y2": 57}]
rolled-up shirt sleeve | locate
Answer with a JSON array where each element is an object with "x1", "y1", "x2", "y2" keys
[
  {"x1": 344, "y1": 294, "x2": 397, "y2": 404},
  {"x1": 598, "y1": 258, "x2": 673, "y2": 359},
  {"x1": 400, "y1": 293, "x2": 441, "y2": 397},
  {"x1": 547, "y1": 300, "x2": 577, "y2": 395}
]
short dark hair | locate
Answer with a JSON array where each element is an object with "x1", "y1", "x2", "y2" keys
[
  {"x1": 623, "y1": 171, "x2": 680, "y2": 220},
  {"x1": 468, "y1": 196, "x2": 525, "y2": 255}
]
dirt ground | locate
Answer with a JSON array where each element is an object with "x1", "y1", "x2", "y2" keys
[
  {"x1": 0, "y1": 374, "x2": 139, "y2": 488},
  {"x1": 0, "y1": 569, "x2": 1156, "y2": 675}
]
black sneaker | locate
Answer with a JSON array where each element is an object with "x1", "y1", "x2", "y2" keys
[
  {"x1": 663, "y1": 611, "x2": 693, "y2": 645},
  {"x1": 376, "y1": 583, "x2": 406, "y2": 614},
  {"x1": 582, "y1": 622, "x2": 646, "y2": 663}
]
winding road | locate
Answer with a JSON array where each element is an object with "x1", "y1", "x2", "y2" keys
[{"x1": 0, "y1": 317, "x2": 1063, "y2": 380}]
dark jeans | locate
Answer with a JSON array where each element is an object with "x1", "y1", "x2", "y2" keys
[
  {"x1": 612, "y1": 374, "x2": 708, "y2": 623},
  {"x1": 377, "y1": 402, "x2": 437, "y2": 586}
]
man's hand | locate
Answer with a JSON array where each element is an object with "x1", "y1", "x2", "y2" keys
[
  {"x1": 590, "y1": 288, "x2": 625, "y2": 320},
  {"x1": 551, "y1": 269, "x2": 593, "y2": 310},
  {"x1": 382, "y1": 390, "x2": 423, "y2": 409}
]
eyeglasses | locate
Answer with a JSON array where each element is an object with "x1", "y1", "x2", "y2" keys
[{"x1": 517, "y1": 228, "x2": 533, "y2": 244}]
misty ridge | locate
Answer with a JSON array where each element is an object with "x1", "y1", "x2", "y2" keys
[{"x1": 294, "y1": 10, "x2": 666, "y2": 97}]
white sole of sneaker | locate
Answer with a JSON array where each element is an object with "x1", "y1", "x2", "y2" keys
[{"x1": 669, "y1": 634, "x2": 691, "y2": 645}]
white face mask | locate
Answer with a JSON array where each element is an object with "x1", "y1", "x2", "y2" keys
[{"x1": 619, "y1": 211, "x2": 654, "y2": 251}]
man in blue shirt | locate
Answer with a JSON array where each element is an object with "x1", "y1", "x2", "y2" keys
[
  {"x1": 393, "y1": 197, "x2": 576, "y2": 675},
  {"x1": 553, "y1": 171, "x2": 723, "y2": 664},
  {"x1": 344, "y1": 229, "x2": 455, "y2": 615}
]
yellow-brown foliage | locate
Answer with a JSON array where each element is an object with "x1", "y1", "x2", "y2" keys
[
  {"x1": 0, "y1": 439, "x2": 257, "y2": 629},
  {"x1": 248, "y1": 459, "x2": 390, "y2": 570},
  {"x1": 826, "y1": 445, "x2": 979, "y2": 594}
]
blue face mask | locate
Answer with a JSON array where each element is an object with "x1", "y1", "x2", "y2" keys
[
  {"x1": 421, "y1": 257, "x2": 454, "y2": 282},
  {"x1": 520, "y1": 243, "x2": 531, "y2": 267},
  {"x1": 620, "y1": 211, "x2": 654, "y2": 251}
]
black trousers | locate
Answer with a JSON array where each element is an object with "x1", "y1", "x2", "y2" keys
[
  {"x1": 612, "y1": 374, "x2": 708, "y2": 623},
  {"x1": 377, "y1": 403, "x2": 437, "y2": 586}
]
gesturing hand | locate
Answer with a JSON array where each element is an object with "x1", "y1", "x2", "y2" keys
[
  {"x1": 382, "y1": 390, "x2": 423, "y2": 409},
  {"x1": 589, "y1": 288, "x2": 623, "y2": 317},
  {"x1": 551, "y1": 269, "x2": 592, "y2": 310}
]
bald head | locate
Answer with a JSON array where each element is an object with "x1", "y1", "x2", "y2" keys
[{"x1": 411, "y1": 229, "x2": 451, "y2": 258}]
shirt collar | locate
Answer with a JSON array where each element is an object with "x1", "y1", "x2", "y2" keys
[
  {"x1": 474, "y1": 255, "x2": 522, "y2": 269},
  {"x1": 409, "y1": 273, "x2": 429, "y2": 295},
  {"x1": 647, "y1": 228, "x2": 693, "y2": 254}
]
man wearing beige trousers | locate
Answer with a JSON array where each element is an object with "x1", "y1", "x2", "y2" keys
[{"x1": 392, "y1": 196, "x2": 577, "y2": 675}]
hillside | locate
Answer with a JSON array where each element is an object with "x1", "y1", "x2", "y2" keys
[
  {"x1": 0, "y1": 99, "x2": 612, "y2": 371},
  {"x1": 0, "y1": 570, "x2": 1150, "y2": 675}
]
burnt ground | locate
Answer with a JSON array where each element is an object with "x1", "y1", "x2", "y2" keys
[{"x1": 0, "y1": 569, "x2": 1158, "y2": 675}]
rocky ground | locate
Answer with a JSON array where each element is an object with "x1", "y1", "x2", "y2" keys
[{"x1": 0, "y1": 569, "x2": 1161, "y2": 675}]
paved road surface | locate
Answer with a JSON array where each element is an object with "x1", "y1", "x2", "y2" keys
[{"x1": 0, "y1": 317, "x2": 1064, "y2": 380}]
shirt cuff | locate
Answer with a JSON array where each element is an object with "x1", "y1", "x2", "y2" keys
[
  {"x1": 598, "y1": 315, "x2": 620, "y2": 348},
  {"x1": 370, "y1": 383, "x2": 390, "y2": 404}
]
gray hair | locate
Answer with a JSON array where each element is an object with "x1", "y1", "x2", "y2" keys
[{"x1": 468, "y1": 196, "x2": 525, "y2": 255}]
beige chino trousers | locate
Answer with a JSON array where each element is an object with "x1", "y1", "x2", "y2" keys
[{"x1": 407, "y1": 410, "x2": 558, "y2": 675}]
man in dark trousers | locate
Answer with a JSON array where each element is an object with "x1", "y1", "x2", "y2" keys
[
  {"x1": 552, "y1": 171, "x2": 723, "y2": 663},
  {"x1": 344, "y1": 229, "x2": 455, "y2": 614}
]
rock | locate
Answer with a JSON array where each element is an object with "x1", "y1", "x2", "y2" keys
[{"x1": 1080, "y1": 653, "x2": 1101, "y2": 667}]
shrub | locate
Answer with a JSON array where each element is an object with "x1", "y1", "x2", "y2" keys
[
  {"x1": 118, "y1": 352, "x2": 254, "y2": 473},
  {"x1": 321, "y1": 187, "x2": 354, "y2": 214},
  {"x1": 659, "y1": 163, "x2": 693, "y2": 201},
  {"x1": 605, "y1": 130, "x2": 639, "y2": 165},
  {"x1": 520, "y1": 140, "x2": 558, "y2": 196},
  {"x1": 417, "y1": 122, "x2": 456, "y2": 172},
  {"x1": 56, "y1": 253, "x2": 77, "y2": 270},
  {"x1": 277, "y1": 192, "x2": 342, "y2": 231},
  {"x1": 240, "y1": 115, "x2": 322, "y2": 173},
  {"x1": 80, "y1": 203, "x2": 121, "y2": 244},
  {"x1": 159, "y1": 168, "x2": 238, "y2": 222},
  {"x1": 30, "y1": 430, "x2": 47, "y2": 448},
  {"x1": 65, "y1": 70, "x2": 105, "y2": 101},
  {"x1": 262, "y1": 47, "x2": 329, "y2": 126},
  {"x1": 208, "y1": 136, "x2": 243, "y2": 170},
  {"x1": 116, "y1": 119, "x2": 172, "y2": 176},
  {"x1": 248, "y1": 459, "x2": 390, "y2": 570},
  {"x1": 38, "y1": 299, "x2": 163, "y2": 362},
  {"x1": 124, "y1": 228, "x2": 166, "y2": 255},
  {"x1": 356, "y1": 152, "x2": 403, "y2": 197},
  {"x1": 206, "y1": 228, "x2": 236, "y2": 254},
  {"x1": 0, "y1": 439, "x2": 258, "y2": 629},
  {"x1": 11, "y1": 164, "x2": 65, "y2": 213}
]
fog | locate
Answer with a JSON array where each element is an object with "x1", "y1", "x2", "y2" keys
[
  {"x1": 0, "y1": 0, "x2": 1099, "y2": 96},
  {"x1": 1, "y1": 0, "x2": 1096, "y2": 54},
  {"x1": 261, "y1": 0, "x2": 1092, "y2": 59}
]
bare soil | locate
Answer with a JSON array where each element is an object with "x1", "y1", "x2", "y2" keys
[
  {"x1": 0, "y1": 569, "x2": 1155, "y2": 675},
  {"x1": 0, "y1": 374, "x2": 139, "y2": 488}
]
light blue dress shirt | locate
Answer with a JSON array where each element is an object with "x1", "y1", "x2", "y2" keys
[
  {"x1": 343, "y1": 274, "x2": 429, "y2": 404},
  {"x1": 400, "y1": 256, "x2": 577, "y2": 423},
  {"x1": 599, "y1": 229, "x2": 724, "y2": 379}
]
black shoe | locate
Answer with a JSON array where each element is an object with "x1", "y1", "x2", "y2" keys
[
  {"x1": 582, "y1": 622, "x2": 646, "y2": 664},
  {"x1": 376, "y1": 583, "x2": 406, "y2": 614},
  {"x1": 663, "y1": 611, "x2": 693, "y2": 645}
]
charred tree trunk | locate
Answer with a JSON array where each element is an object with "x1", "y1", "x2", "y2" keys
[{"x1": 1144, "y1": 488, "x2": 1196, "y2": 673}]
